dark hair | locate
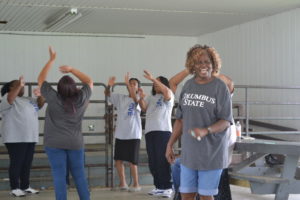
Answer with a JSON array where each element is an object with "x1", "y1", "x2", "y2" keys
[
  {"x1": 1, "y1": 80, "x2": 17, "y2": 97},
  {"x1": 129, "y1": 78, "x2": 141, "y2": 88},
  {"x1": 152, "y1": 76, "x2": 170, "y2": 95},
  {"x1": 57, "y1": 75, "x2": 79, "y2": 114}
]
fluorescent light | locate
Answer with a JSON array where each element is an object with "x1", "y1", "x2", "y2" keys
[{"x1": 44, "y1": 8, "x2": 82, "y2": 31}]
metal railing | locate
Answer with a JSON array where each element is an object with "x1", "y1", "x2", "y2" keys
[
  {"x1": 233, "y1": 85, "x2": 300, "y2": 137},
  {"x1": 1, "y1": 82, "x2": 300, "y2": 187}
]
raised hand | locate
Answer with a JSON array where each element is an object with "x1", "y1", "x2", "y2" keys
[
  {"x1": 19, "y1": 75, "x2": 25, "y2": 87},
  {"x1": 108, "y1": 76, "x2": 116, "y2": 87},
  {"x1": 33, "y1": 88, "x2": 41, "y2": 97},
  {"x1": 124, "y1": 72, "x2": 130, "y2": 86},
  {"x1": 49, "y1": 46, "x2": 56, "y2": 61},
  {"x1": 143, "y1": 70, "x2": 155, "y2": 81},
  {"x1": 59, "y1": 65, "x2": 73, "y2": 73}
]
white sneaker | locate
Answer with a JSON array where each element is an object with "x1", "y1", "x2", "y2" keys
[
  {"x1": 10, "y1": 189, "x2": 26, "y2": 197},
  {"x1": 24, "y1": 187, "x2": 39, "y2": 194},
  {"x1": 155, "y1": 189, "x2": 173, "y2": 198},
  {"x1": 148, "y1": 188, "x2": 160, "y2": 195}
]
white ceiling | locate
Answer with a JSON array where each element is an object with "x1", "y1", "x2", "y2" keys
[{"x1": 0, "y1": 0, "x2": 299, "y2": 36}]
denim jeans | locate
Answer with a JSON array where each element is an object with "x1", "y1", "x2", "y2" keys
[
  {"x1": 45, "y1": 147, "x2": 90, "y2": 200},
  {"x1": 171, "y1": 158, "x2": 181, "y2": 192}
]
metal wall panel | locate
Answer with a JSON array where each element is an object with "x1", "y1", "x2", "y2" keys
[
  {"x1": 0, "y1": 33, "x2": 196, "y2": 82},
  {"x1": 197, "y1": 8, "x2": 300, "y2": 130}
]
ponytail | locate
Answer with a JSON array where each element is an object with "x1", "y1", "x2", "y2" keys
[{"x1": 1, "y1": 80, "x2": 16, "y2": 97}]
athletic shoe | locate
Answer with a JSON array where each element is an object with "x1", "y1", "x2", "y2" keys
[
  {"x1": 10, "y1": 189, "x2": 26, "y2": 197},
  {"x1": 148, "y1": 188, "x2": 160, "y2": 195},
  {"x1": 155, "y1": 189, "x2": 173, "y2": 198},
  {"x1": 24, "y1": 187, "x2": 39, "y2": 194}
]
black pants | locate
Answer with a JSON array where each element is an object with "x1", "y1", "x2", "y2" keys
[
  {"x1": 214, "y1": 168, "x2": 232, "y2": 200},
  {"x1": 5, "y1": 143, "x2": 35, "y2": 190},
  {"x1": 146, "y1": 131, "x2": 172, "y2": 189}
]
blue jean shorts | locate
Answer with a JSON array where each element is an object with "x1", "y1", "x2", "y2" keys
[{"x1": 179, "y1": 164, "x2": 223, "y2": 196}]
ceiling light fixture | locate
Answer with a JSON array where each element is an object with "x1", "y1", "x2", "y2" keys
[{"x1": 44, "y1": 8, "x2": 82, "y2": 31}]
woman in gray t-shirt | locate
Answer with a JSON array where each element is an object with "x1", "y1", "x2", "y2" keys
[
  {"x1": 166, "y1": 45, "x2": 232, "y2": 200},
  {"x1": 38, "y1": 47, "x2": 93, "y2": 200}
]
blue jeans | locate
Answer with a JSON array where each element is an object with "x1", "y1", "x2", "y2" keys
[
  {"x1": 45, "y1": 147, "x2": 90, "y2": 200},
  {"x1": 171, "y1": 158, "x2": 181, "y2": 192}
]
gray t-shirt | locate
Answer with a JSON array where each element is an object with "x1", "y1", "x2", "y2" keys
[
  {"x1": 176, "y1": 77, "x2": 232, "y2": 170},
  {"x1": 109, "y1": 93, "x2": 142, "y2": 140},
  {"x1": 0, "y1": 94, "x2": 39, "y2": 143},
  {"x1": 145, "y1": 93, "x2": 174, "y2": 134},
  {"x1": 41, "y1": 81, "x2": 92, "y2": 150}
]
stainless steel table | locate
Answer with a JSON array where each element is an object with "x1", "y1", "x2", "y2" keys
[{"x1": 230, "y1": 139, "x2": 300, "y2": 200}]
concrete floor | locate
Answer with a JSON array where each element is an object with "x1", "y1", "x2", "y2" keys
[{"x1": 0, "y1": 185, "x2": 299, "y2": 200}]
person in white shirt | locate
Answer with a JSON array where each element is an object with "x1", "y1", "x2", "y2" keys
[
  {"x1": 0, "y1": 76, "x2": 44, "y2": 197},
  {"x1": 105, "y1": 73, "x2": 142, "y2": 192},
  {"x1": 138, "y1": 70, "x2": 174, "y2": 198}
]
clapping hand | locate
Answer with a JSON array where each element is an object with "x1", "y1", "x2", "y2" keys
[{"x1": 59, "y1": 65, "x2": 73, "y2": 73}]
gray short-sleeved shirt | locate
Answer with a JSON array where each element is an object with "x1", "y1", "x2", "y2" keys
[
  {"x1": 0, "y1": 94, "x2": 39, "y2": 143},
  {"x1": 41, "y1": 81, "x2": 92, "y2": 150},
  {"x1": 108, "y1": 93, "x2": 142, "y2": 140},
  {"x1": 176, "y1": 77, "x2": 232, "y2": 170}
]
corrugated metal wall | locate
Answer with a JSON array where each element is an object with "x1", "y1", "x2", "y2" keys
[
  {"x1": 0, "y1": 33, "x2": 196, "y2": 82},
  {"x1": 0, "y1": 33, "x2": 196, "y2": 145},
  {"x1": 197, "y1": 8, "x2": 300, "y2": 130},
  {"x1": 198, "y1": 8, "x2": 300, "y2": 86}
]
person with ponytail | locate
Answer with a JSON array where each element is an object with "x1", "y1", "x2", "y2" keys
[
  {"x1": 38, "y1": 46, "x2": 93, "y2": 200},
  {"x1": 138, "y1": 70, "x2": 174, "y2": 198},
  {"x1": 0, "y1": 76, "x2": 44, "y2": 197}
]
